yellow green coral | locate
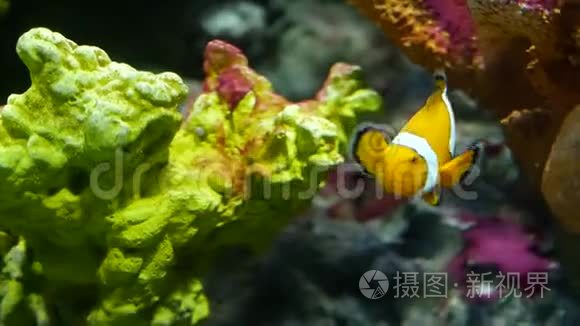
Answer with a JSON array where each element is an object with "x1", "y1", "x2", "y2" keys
[
  {"x1": 0, "y1": 238, "x2": 49, "y2": 326},
  {"x1": 0, "y1": 28, "x2": 381, "y2": 324},
  {"x1": 0, "y1": 0, "x2": 8, "y2": 16}
]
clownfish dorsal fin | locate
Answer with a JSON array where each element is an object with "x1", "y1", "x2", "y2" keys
[
  {"x1": 423, "y1": 68, "x2": 448, "y2": 109},
  {"x1": 427, "y1": 68, "x2": 456, "y2": 156},
  {"x1": 433, "y1": 68, "x2": 447, "y2": 92}
]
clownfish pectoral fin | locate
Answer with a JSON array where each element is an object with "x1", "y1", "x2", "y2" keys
[
  {"x1": 439, "y1": 141, "x2": 484, "y2": 188},
  {"x1": 349, "y1": 123, "x2": 393, "y2": 175},
  {"x1": 422, "y1": 185, "x2": 441, "y2": 206}
]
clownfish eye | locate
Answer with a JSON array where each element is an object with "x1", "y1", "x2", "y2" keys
[{"x1": 411, "y1": 157, "x2": 418, "y2": 163}]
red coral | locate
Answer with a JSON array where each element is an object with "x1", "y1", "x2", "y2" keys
[
  {"x1": 216, "y1": 67, "x2": 253, "y2": 109},
  {"x1": 203, "y1": 40, "x2": 248, "y2": 79},
  {"x1": 200, "y1": 40, "x2": 287, "y2": 112},
  {"x1": 202, "y1": 41, "x2": 253, "y2": 109},
  {"x1": 185, "y1": 40, "x2": 380, "y2": 195}
]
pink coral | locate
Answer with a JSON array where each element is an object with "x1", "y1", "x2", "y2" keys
[
  {"x1": 353, "y1": 0, "x2": 481, "y2": 68},
  {"x1": 421, "y1": 0, "x2": 479, "y2": 63},
  {"x1": 216, "y1": 68, "x2": 253, "y2": 108},
  {"x1": 201, "y1": 40, "x2": 286, "y2": 113},
  {"x1": 448, "y1": 216, "x2": 556, "y2": 302},
  {"x1": 201, "y1": 40, "x2": 254, "y2": 108}
]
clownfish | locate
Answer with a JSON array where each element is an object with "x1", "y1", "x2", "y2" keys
[{"x1": 350, "y1": 69, "x2": 482, "y2": 205}]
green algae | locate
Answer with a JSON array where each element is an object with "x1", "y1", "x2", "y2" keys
[
  {"x1": 0, "y1": 0, "x2": 8, "y2": 17},
  {"x1": 0, "y1": 28, "x2": 381, "y2": 324}
]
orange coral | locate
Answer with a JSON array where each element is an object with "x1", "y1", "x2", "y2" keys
[
  {"x1": 349, "y1": 0, "x2": 580, "y2": 120},
  {"x1": 349, "y1": 0, "x2": 481, "y2": 69}
]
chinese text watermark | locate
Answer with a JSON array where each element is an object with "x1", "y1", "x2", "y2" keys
[{"x1": 358, "y1": 270, "x2": 551, "y2": 300}]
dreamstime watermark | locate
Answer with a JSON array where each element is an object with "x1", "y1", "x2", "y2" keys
[
  {"x1": 89, "y1": 148, "x2": 152, "y2": 200},
  {"x1": 358, "y1": 270, "x2": 551, "y2": 300},
  {"x1": 87, "y1": 140, "x2": 482, "y2": 202}
]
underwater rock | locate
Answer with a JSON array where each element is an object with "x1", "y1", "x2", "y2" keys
[
  {"x1": 203, "y1": 216, "x2": 409, "y2": 326},
  {"x1": 543, "y1": 105, "x2": 580, "y2": 289},
  {"x1": 199, "y1": 1, "x2": 266, "y2": 41},
  {"x1": 0, "y1": 27, "x2": 380, "y2": 324},
  {"x1": 203, "y1": 200, "x2": 576, "y2": 325},
  {"x1": 542, "y1": 106, "x2": 580, "y2": 233}
]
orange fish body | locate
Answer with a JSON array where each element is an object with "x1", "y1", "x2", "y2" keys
[{"x1": 351, "y1": 70, "x2": 481, "y2": 205}]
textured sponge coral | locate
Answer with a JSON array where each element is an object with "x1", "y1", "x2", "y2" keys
[
  {"x1": 349, "y1": 0, "x2": 579, "y2": 111},
  {"x1": 0, "y1": 28, "x2": 380, "y2": 324},
  {"x1": 349, "y1": 0, "x2": 481, "y2": 69}
]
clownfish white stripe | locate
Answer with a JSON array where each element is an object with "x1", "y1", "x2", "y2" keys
[
  {"x1": 441, "y1": 85, "x2": 456, "y2": 156},
  {"x1": 392, "y1": 132, "x2": 439, "y2": 194}
]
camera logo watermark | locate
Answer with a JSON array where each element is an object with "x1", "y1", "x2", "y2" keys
[{"x1": 359, "y1": 270, "x2": 389, "y2": 299}]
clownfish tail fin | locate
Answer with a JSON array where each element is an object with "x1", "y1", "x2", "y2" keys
[
  {"x1": 439, "y1": 140, "x2": 484, "y2": 188},
  {"x1": 433, "y1": 68, "x2": 447, "y2": 91},
  {"x1": 349, "y1": 123, "x2": 393, "y2": 175}
]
